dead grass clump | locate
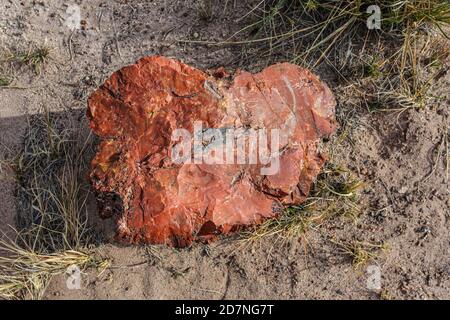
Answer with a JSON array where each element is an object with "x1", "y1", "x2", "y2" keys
[
  {"x1": 334, "y1": 239, "x2": 387, "y2": 269},
  {"x1": 0, "y1": 108, "x2": 109, "y2": 300}
]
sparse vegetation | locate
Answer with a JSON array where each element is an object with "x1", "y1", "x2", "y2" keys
[
  {"x1": 13, "y1": 107, "x2": 92, "y2": 251},
  {"x1": 233, "y1": 0, "x2": 448, "y2": 251},
  {"x1": 198, "y1": 0, "x2": 214, "y2": 21},
  {"x1": 1, "y1": 45, "x2": 51, "y2": 76},
  {"x1": 0, "y1": 74, "x2": 12, "y2": 87},
  {"x1": 0, "y1": 237, "x2": 109, "y2": 300},
  {"x1": 0, "y1": 108, "x2": 109, "y2": 300},
  {"x1": 15, "y1": 46, "x2": 50, "y2": 74},
  {"x1": 241, "y1": 162, "x2": 364, "y2": 243},
  {"x1": 334, "y1": 239, "x2": 387, "y2": 269},
  {"x1": 221, "y1": 0, "x2": 449, "y2": 111},
  {"x1": 0, "y1": 1, "x2": 447, "y2": 299}
]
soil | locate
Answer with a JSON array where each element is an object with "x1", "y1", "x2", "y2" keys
[{"x1": 0, "y1": 0, "x2": 448, "y2": 300}]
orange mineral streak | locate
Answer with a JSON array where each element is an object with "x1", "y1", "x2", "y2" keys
[{"x1": 87, "y1": 56, "x2": 336, "y2": 247}]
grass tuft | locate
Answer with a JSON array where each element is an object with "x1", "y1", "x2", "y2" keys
[
  {"x1": 15, "y1": 46, "x2": 50, "y2": 75},
  {"x1": 0, "y1": 74, "x2": 13, "y2": 87},
  {"x1": 1, "y1": 45, "x2": 51, "y2": 75},
  {"x1": 334, "y1": 239, "x2": 387, "y2": 269}
]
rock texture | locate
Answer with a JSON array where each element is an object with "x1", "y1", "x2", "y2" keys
[{"x1": 87, "y1": 56, "x2": 336, "y2": 247}]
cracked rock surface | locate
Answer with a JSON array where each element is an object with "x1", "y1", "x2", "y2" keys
[{"x1": 87, "y1": 56, "x2": 336, "y2": 247}]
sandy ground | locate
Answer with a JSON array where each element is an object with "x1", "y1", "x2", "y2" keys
[{"x1": 0, "y1": 0, "x2": 449, "y2": 299}]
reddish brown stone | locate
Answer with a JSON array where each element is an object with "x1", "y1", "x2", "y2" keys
[{"x1": 87, "y1": 56, "x2": 336, "y2": 247}]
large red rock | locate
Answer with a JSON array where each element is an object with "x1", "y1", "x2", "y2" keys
[{"x1": 87, "y1": 56, "x2": 336, "y2": 247}]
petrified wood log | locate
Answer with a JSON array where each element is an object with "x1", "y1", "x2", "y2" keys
[{"x1": 87, "y1": 56, "x2": 336, "y2": 247}]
